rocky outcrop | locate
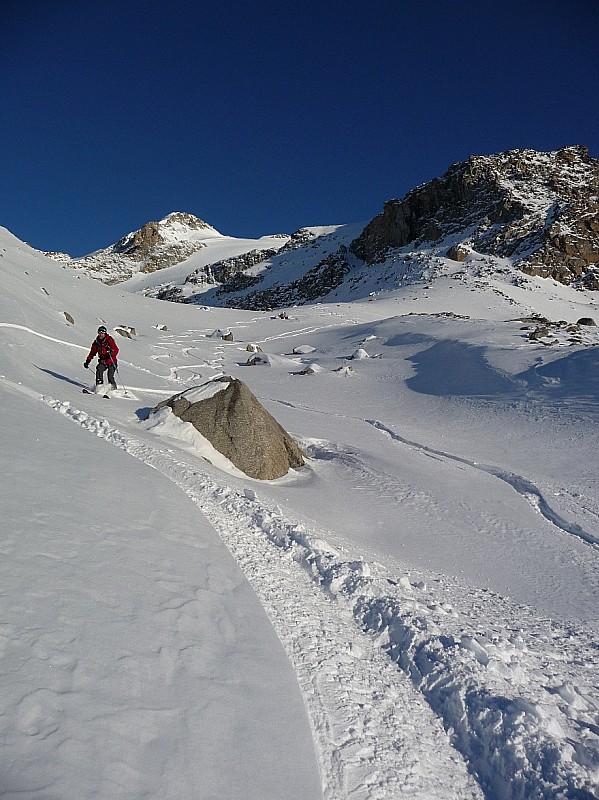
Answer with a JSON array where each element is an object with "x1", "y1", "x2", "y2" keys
[
  {"x1": 223, "y1": 246, "x2": 353, "y2": 310},
  {"x1": 519, "y1": 316, "x2": 599, "y2": 346},
  {"x1": 186, "y1": 247, "x2": 280, "y2": 287},
  {"x1": 447, "y1": 244, "x2": 470, "y2": 262},
  {"x1": 114, "y1": 221, "x2": 162, "y2": 257},
  {"x1": 351, "y1": 146, "x2": 599, "y2": 288},
  {"x1": 152, "y1": 377, "x2": 304, "y2": 480}
]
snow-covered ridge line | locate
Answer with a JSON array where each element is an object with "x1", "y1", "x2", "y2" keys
[
  {"x1": 41, "y1": 396, "x2": 598, "y2": 800},
  {"x1": 0, "y1": 322, "x2": 86, "y2": 350}
]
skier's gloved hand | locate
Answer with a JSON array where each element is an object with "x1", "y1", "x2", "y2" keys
[{"x1": 84, "y1": 361, "x2": 90, "y2": 369}]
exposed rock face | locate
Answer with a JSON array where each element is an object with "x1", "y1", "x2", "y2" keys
[
  {"x1": 113, "y1": 221, "x2": 162, "y2": 257},
  {"x1": 185, "y1": 247, "x2": 280, "y2": 287},
  {"x1": 351, "y1": 145, "x2": 599, "y2": 288},
  {"x1": 153, "y1": 377, "x2": 304, "y2": 480},
  {"x1": 224, "y1": 246, "x2": 353, "y2": 310}
]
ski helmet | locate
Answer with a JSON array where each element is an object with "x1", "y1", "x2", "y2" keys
[{"x1": 97, "y1": 326, "x2": 107, "y2": 333}]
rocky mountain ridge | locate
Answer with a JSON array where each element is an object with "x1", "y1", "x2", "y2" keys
[
  {"x1": 351, "y1": 145, "x2": 599, "y2": 288},
  {"x1": 43, "y1": 146, "x2": 599, "y2": 303},
  {"x1": 224, "y1": 145, "x2": 599, "y2": 309},
  {"x1": 184, "y1": 227, "x2": 321, "y2": 289},
  {"x1": 142, "y1": 225, "x2": 352, "y2": 305}
]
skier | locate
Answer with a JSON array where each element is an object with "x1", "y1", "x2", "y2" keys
[{"x1": 84, "y1": 326, "x2": 119, "y2": 392}]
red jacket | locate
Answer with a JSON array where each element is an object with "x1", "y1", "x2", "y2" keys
[{"x1": 86, "y1": 333, "x2": 119, "y2": 365}]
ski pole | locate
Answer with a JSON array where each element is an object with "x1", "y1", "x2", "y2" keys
[{"x1": 115, "y1": 365, "x2": 128, "y2": 396}]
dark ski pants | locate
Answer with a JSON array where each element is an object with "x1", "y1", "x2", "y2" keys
[{"x1": 96, "y1": 362, "x2": 117, "y2": 389}]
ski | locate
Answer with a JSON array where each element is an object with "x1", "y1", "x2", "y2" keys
[{"x1": 82, "y1": 388, "x2": 110, "y2": 398}]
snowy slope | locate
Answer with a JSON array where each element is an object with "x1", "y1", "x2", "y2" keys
[
  {"x1": 120, "y1": 223, "x2": 358, "y2": 308},
  {"x1": 1, "y1": 225, "x2": 598, "y2": 799}
]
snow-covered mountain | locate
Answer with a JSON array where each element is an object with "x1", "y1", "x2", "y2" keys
[
  {"x1": 44, "y1": 146, "x2": 599, "y2": 311},
  {"x1": 2, "y1": 155, "x2": 599, "y2": 799},
  {"x1": 44, "y1": 211, "x2": 290, "y2": 285}
]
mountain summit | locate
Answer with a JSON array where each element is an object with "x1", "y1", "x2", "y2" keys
[
  {"x1": 114, "y1": 212, "x2": 220, "y2": 257},
  {"x1": 63, "y1": 212, "x2": 224, "y2": 283}
]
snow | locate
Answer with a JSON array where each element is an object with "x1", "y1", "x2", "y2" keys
[
  {"x1": 0, "y1": 224, "x2": 598, "y2": 799},
  {"x1": 170, "y1": 380, "x2": 228, "y2": 404}
]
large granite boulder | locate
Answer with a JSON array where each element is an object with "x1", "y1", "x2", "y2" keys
[{"x1": 152, "y1": 377, "x2": 304, "y2": 480}]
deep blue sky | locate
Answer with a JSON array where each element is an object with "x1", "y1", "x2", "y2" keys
[{"x1": 2, "y1": 0, "x2": 597, "y2": 256}]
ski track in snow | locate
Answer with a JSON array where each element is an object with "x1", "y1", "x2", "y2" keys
[
  {"x1": 40, "y1": 393, "x2": 481, "y2": 800},
  {"x1": 38, "y1": 392, "x2": 599, "y2": 800}
]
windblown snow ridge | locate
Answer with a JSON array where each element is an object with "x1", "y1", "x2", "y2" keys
[
  {"x1": 42, "y1": 397, "x2": 599, "y2": 800},
  {"x1": 366, "y1": 419, "x2": 599, "y2": 550}
]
